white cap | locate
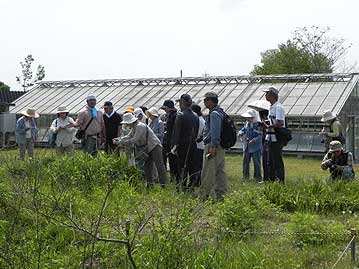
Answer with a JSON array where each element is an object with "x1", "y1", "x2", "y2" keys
[{"x1": 86, "y1": 94, "x2": 97, "y2": 100}]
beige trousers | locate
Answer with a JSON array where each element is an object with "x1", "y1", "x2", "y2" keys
[{"x1": 200, "y1": 144, "x2": 227, "y2": 200}]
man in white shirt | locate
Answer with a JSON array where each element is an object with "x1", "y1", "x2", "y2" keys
[{"x1": 263, "y1": 87, "x2": 286, "y2": 182}]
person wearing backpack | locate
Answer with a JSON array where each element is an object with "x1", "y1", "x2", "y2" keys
[
  {"x1": 200, "y1": 92, "x2": 227, "y2": 201},
  {"x1": 263, "y1": 87, "x2": 286, "y2": 183}
]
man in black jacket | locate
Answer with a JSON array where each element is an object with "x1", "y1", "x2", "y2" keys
[
  {"x1": 103, "y1": 101, "x2": 122, "y2": 154},
  {"x1": 171, "y1": 94, "x2": 199, "y2": 190},
  {"x1": 160, "y1": 100, "x2": 178, "y2": 180}
]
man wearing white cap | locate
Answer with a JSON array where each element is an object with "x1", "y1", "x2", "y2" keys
[
  {"x1": 319, "y1": 110, "x2": 345, "y2": 152},
  {"x1": 15, "y1": 108, "x2": 40, "y2": 160},
  {"x1": 113, "y1": 113, "x2": 168, "y2": 187},
  {"x1": 263, "y1": 86, "x2": 286, "y2": 182},
  {"x1": 321, "y1": 140, "x2": 354, "y2": 181},
  {"x1": 72, "y1": 94, "x2": 104, "y2": 156},
  {"x1": 50, "y1": 107, "x2": 76, "y2": 155}
]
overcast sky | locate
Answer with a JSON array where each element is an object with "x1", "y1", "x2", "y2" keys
[{"x1": 1, "y1": 0, "x2": 358, "y2": 90}]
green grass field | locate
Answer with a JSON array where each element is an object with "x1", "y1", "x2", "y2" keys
[{"x1": 0, "y1": 148, "x2": 358, "y2": 268}]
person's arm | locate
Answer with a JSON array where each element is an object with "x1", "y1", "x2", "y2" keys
[
  {"x1": 209, "y1": 111, "x2": 222, "y2": 147},
  {"x1": 16, "y1": 119, "x2": 25, "y2": 134},
  {"x1": 73, "y1": 111, "x2": 85, "y2": 127},
  {"x1": 270, "y1": 106, "x2": 285, "y2": 128},
  {"x1": 238, "y1": 126, "x2": 246, "y2": 136},
  {"x1": 326, "y1": 121, "x2": 340, "y2": 138},
  {"x1": 172, "y1": 114, "x2": 182, "y2": 147},
  {"x1": 116, "y1": 124, "x2": 144, "y2": 145},
  {"x1": 321, "y1": 153, "x2": 332, "y2": 170},
  {"x1": 158, "y1": 120, "x2": 164, "y2": 142},
  {"x1": 50, "y1": 119, "x2": 58, "y2": 133}
]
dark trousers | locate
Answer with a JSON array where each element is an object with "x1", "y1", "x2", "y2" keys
[
  {"x1": 262, "y1": 141, "x2": 270, "y2": 181},
  {"x1": 268, "y1": 141, "x2": 285, "y2": 182},
  {"x1": 176, "y1": 143, "x2": 198, "y2": 189},
  {"x1": 195, "y1": 148, "x2": 204, "y2": 186},
  {"x1": 104, "y1": 139, "x2": 116, "y2": 154},
  {"x1": 163, "y1": 144, "x2": 178, "y2": 180}
]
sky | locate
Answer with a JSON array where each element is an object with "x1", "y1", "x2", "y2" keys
[{"x1": 1, "y1": 0, "x2": 358, "y2": 90}]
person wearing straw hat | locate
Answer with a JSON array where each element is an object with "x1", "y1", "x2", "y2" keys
[
  {"x1": 146, "y1": 107, "x2": 164, "y2": 143},
  {"x1": 319, "y1": 110, "x2": 345, "y2": 153},
  {"x1": 238, "y1": 109, "x2": 262, "y2": 182},
  {"x1": 113, "y1": 113, "x2": 168, "y2": 187},
  {"x1": 72, "y1": 94, "x2": 105, "y2": 156},
  {"x1": 15, "y1": 108, "x2": 40, "y2": 160},
  {"x1": 50, "y1": 107, "x2": 76, "y2": 155},
  {"x1": 103, "y1": 101, "x2": 122, "y2": 154},
  {"x1": 321, "y1": 140, "x2": 354, "y2": 181}
]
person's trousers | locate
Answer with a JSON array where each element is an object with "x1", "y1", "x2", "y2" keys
[
  {"x1": 195, "y1": 148, "x2": 204, "y2": 186},
  {"x1": 200, "y1": 145, "x2": 227, "y2": 200},
  {"x1": 83, "y1": 136, "x2": 98, "y2": 157},
  {"x1": 144, "y1": 145, "x2": 167, "y2": 186},
  {"x1": 262, "y1": 141, "x2": 270, "y2": 181},
  {"x1": 243, "y1": 150, "x2": 262, "y2": 181},
  {"x1": 56, "y1": 145, "x2": 74, "y2": 155},
  {"x1": 19, "y1": 138, "x2": 34, "y2": 160},
  {"x1": 176, "y1": 143, "x2": 198, "y2": 189},
  {"x1": 268, "y1": 141, "x2": 285, "y2": 182},
  {"x1": 104, "y1": 140, "x2": 116, "y2": 154},
  {"x1": 162, "y1": 144, "x2": 178, "y2": 180}
]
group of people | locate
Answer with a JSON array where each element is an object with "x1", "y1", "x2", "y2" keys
[{"x1": 14, "y1": 86, "x2": 355, "y2": 200}]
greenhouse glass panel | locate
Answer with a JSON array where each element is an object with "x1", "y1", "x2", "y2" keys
[
  {"x1": 283, "y1": 96, "x2": 298, "y2": 106},
  {"x1": 12, "y1": 87, "x2": 42, "y2": 110},
  {"x1": 297, "y1": 133, "x2": 314, "y2": 151},
  {"x1": 301, "y1": 83, "x2": 322, "y2": 97},
  {"x1": 328, "y1": 82, "x2": 348, "y2": 96},
  {"x1": 285, "y1": 133, "x2": 300, "y2": 151},
  {"x1": 312, "y1": 134, "x2": 325, "y2": 152},
  {"x1": 33, "y1": 87, "x2": 66, "y2": 114},
  {"x1": 302, "y1": 105, "x2": 319, "y2": 115},
  {"x1": 69, "y1": 86, "x2": 105, "y2": 113},
  {"x1": 65, "y1": 86, "x2": 99, "y2": 112},
  {"x1": 288, "y1": 105, "x2": 306, "y2": 115},
  {"x1": 308, "y1": 96, "x2": 326, "y2": 106},
  {"x1": 295, "y1": 96, "x2": 312, "y2": 106},
  {"x1": 315, "y1": 83, "x2": 335, "y2": 96},
  {"x1": 278, "y1": 83, "x2": 296, "y2": 102},
  {"x1": 220, "y1": 84, "x2": 240, "y2": 100},
  {"x1": 42, "y1": 86, "x2": 75, "y2": 114}
]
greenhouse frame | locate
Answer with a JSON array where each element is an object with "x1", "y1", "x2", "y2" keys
[{"x1": 9, "y1": 73, "x2": 359, "y2": 158}]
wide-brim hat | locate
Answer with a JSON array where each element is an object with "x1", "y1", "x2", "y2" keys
[
  {"x1": 247, "y1": 100, "x2": 270, "y2": 111},
  {"x1": 321, "y1": 110, "x2": 336, "y2": 122},
  {"x1": 56, "y1": 106, "x2": 69, "y2": 114},
  {"x1": 240, "y1": 109, "x2": 257, "y2": 119},
  {"x1": 146, "y1": 107, "x2": 159, "y2": 117},
  {"x1": 329, "y1": 140, "x2": 343, "y2": 152},
  {"x1": 21, "y1": 108, "x2": 40, "y2": 118},
  {"x1": 121, "y1": 113, "x2": 138, "y2": 124}
]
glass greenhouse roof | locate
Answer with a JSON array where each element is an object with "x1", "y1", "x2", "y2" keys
[{"x1": 10, "y1": 73, "x2": 359, "y2": 117}]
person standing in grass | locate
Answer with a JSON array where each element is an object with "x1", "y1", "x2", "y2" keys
[
  {"x1": 321, "y1": 140, "x2": 355, "y2": 181},
  {"x1": 200, "y1": 92, "x2": 227, "y2": 200},
  {"x1": 146, "y1": 107, "x2": 165, "y2": 143},
  {"x1": 50, "y1": 107, "x2": 76, "y2": 155},
  {"x1": 238, "y1": 109, "x2": 262, "y2": 181},
  {"x1": 73, "y1": 94, "x2": 105, "y2": 157},
  {"x1": 191, "y1": 103, "x2": 205, "y2": 186},
  {"x1": 15, "y1": 108, "x2": 40, "y2": 160},
  {"x1": 103, "y1": 101, "x2": 122, "y2": 154},
  {"x1": 263, "y1": 87, "x2": 286, "y2": 183},
  {"x1": 113, "y1": 113, "x2": 167, "y2": 187}
]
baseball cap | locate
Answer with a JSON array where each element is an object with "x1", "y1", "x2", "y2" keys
[{"x1": 263, "y1": 86, "x2": 279, "y2": 95}]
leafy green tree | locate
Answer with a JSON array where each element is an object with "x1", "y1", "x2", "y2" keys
[
  {"x1": 0, "y1": 81, "x2": 10, "y2": 92},
  {"x1": 16, "y1": 55, "x2": 45, "y2": 91},
  {"x1": 252, "y1": 26, "x2": 351, "y2": 75}
]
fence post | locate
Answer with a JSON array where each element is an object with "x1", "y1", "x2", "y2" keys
[{"x1": 350, "y1": 228, "x2": 356, "y2": 265}]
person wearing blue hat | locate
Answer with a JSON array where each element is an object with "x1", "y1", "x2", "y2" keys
[{"x1": 103, "y1": 101, "x2": 122, "y2": 154}]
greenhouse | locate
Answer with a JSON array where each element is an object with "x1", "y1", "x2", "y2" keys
[{"x1": 9, "y1": 73, "x2": 359, "y2": 157}]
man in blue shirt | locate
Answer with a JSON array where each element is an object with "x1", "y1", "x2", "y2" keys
[{"x1": 200, "y1": 92, "x2": 227, "y2": 200}]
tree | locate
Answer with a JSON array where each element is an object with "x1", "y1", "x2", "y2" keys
[
  {"x1": 0, "y1": 81, "x2": 10, "y2": 92},
  {"x1": 16, "y1": 55, "x2": 45, "y2": 91},
  {"x1": 252, "y1": 26, "x2": 351, "y2": 75}
]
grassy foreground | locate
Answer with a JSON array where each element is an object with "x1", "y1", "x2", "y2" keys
[{"x1": 0, "y1": 149, "x2": 358, "y2": 268}]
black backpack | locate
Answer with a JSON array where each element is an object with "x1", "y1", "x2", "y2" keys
[{"x1": 212, "y1": 108, "x2": 237, "y2": 149}]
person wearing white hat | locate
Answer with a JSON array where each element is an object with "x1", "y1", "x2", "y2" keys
[
  {"x1": 134, "y1": 107, "x2": 147, "y2": 124},
  {"x1": 49, "y1": 107, "x2": 76, "y2": 155},
  {"x1": 113, "y1": 113, "x2": 168, "y2": 187},
  {"x1": 263, "y1": 86, "x2": 286, "y2": 182},
  {"x1": 321, "y1": 140, "x2": 354, "y2": 181},
  {"x1": 71, "y1": 94, "x2": 104, "y2": 156},
  {"x1": 319, "y1": 110, "x2": 345, "y2": 152},
  {"x1": 15, "y1": 108, "x2": 40, "y2": 160},
  {"x1": 238, "y1": 109, "x2": 262, "y2": 181},
  {"x1": 146, "y1": 107, "x2": 164, "y2": 143}
]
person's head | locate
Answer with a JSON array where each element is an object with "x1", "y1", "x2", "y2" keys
[
  {"x1": 146, "y1": 107, "x2": 159, "y2": 120},
  {"x1": 241, "y1": 109, "x2": 257, "y2": 123},
  {"x1": 56, "y1": 107, "x2": 69, "y2": 119},
  {"x1": 191, "y1": 104, "x2": 202, "y2": 117},
  {"x1": 86, "y1": 94, "x2": 97, "y2": 108},
  {"x1": 121, "y1": 112, "x2": 138, "y2": 128},
  {"x1": 140, "y1": 106, "x2": 148, "y2": 114},
  {"x1": 329, "y1": 140, "x2": 344, "y2": 158},
  {"x1": 21, "y1": 108, "x2": 40, "y2": 120},
  {"x1": 321, "y1": 110, "x2": 336, "y2": 123},
  {"x1": 103, "y1": 101, "x2": 114, "y2": 115},
  {"x1": 160, "y1": 100, "x2": 175, "y2": 114},
  {"x1": 179, "y1": 94, "x2": 192, "y2": 111},
  {"x1": 124, "y1": 105, "x2": 135, "y2": 114},
  {"x1": 134, "y1": 107, "x2": 147, "y2": 121},
  {"x1": 263, "y1": 87, "x2": 279, "y2": 104},
  {"x1": 203, "y1": 92, "x2": 218, "y2": 109}
]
